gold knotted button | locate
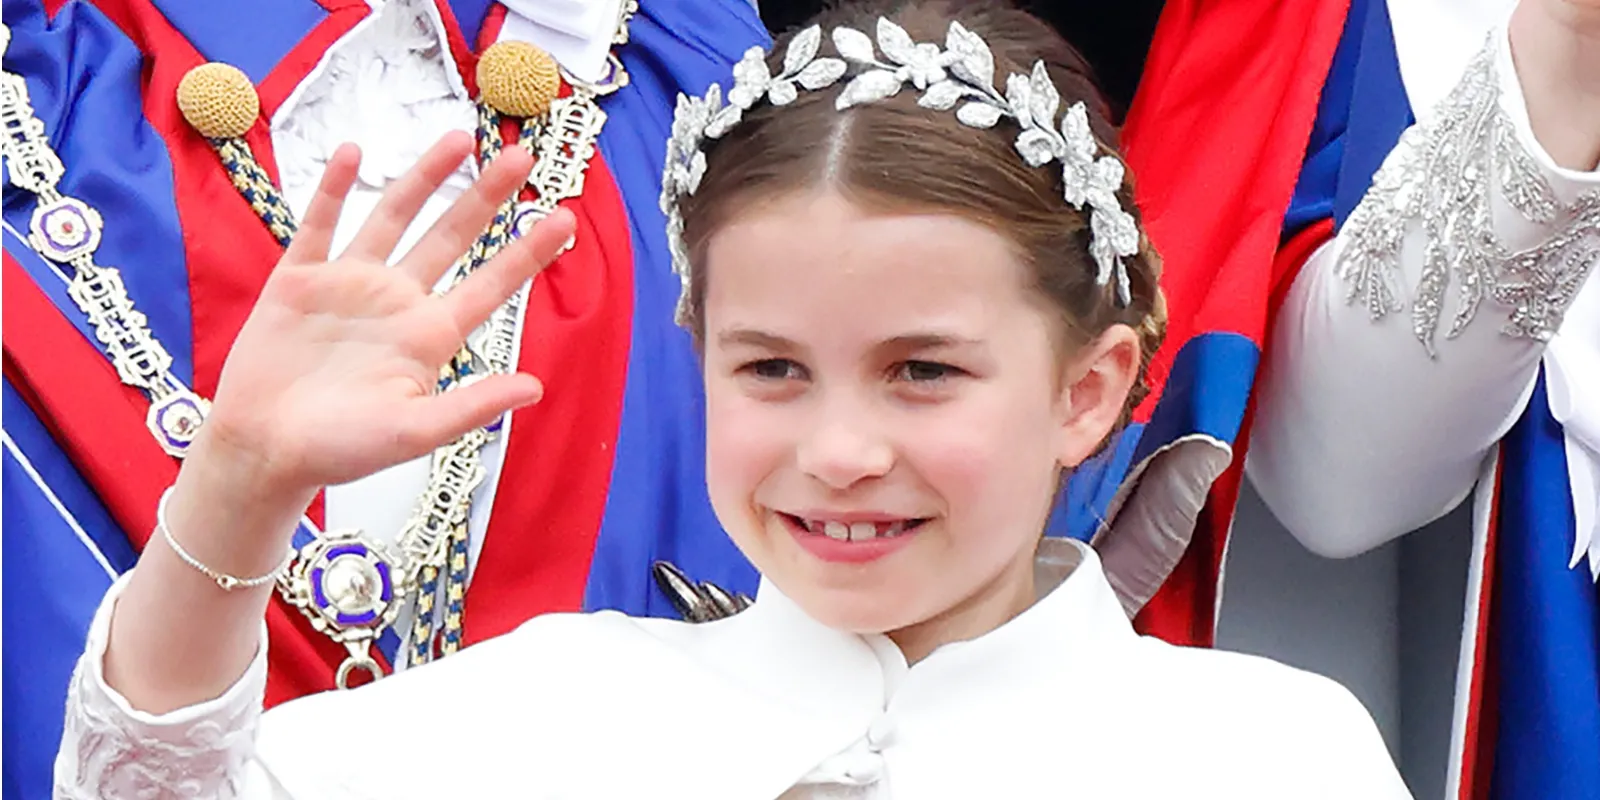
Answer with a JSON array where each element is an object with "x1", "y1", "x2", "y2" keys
[
  {"x1": 476, "y1": 41, "x2": 561, "y2": 119},
  {"x1": 176, "y1": 62, "x2": 260, "y2": 139}
]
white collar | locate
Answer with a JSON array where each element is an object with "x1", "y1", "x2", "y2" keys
[
  {"x1": 721, "y1": 537, "x2": 1136, "y2": 709},
  {"x1": 497, "y1": 0, "x2": 628, "y2": 84},
  {"x1": 586, "y1": 537, "x2": 1138, "y2": 796}
]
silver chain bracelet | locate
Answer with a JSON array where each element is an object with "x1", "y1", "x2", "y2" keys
[{"x1": 157, "y1": 487, "x2": 295, "y2": 591}]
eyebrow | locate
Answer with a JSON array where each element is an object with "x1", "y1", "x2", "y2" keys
[
  {"x1": 716, "y1": 329, "x2": 798, "y2": 351},
  {"x1": 878, "y1": 333, "x2": 982, "y2": 352},
  {"x1": 714, "y1": 329, "x2": 981, "y2": 352}
]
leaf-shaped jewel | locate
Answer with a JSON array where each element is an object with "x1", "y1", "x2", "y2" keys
[
  {"x1": 1059, "y1": 102, "x2": 1096, "y2": 163},
  {"x1": 733, "y1": 46, "x2": 769, "y2": 81},
  {"x1": 1114, "y1": 262, "x2": 1132, "y2": 306},
  {"x1": 665, "y1": 165, "x2": 686, "y2": 201},
  {"x1": 876, "y1": 18, "x2": 917, "y2": 65},
  {"x1": 1496, "y1": 117, "x2": 1558, "y2": 223},
  {"x1": 657, "y1": 172, "x2": 676, "y2": 213},
  {"x1": 670, "y1": 94, "x2": 695, "y2": 139},
  {"x1": 686, "y1": 150, "x2": 707, "y2": 193},
  {"x1": 665, "y1": 209, "x2": 684, "y2": 245},
  {"x1": 918, "y1": 79, "x2": 965, "y2": 111},
  {"x1": 1014, "y1": 128, "x2": 1060, "y2": 167},
  {"x1": 1096, "y1": 206, "x2": 1139, "y2": 256},
  {"x1": 836, "y1": 69, "x2": 903, "y2": 109},
  {"x1": 1005, "y1": 73, "x2": 1034, "y2": 130},
  {"x1": 1089, "y1": 217, "x2": 1117, "y2": 286},
  {"x1": 906, "y1": 42, "x2": 946, "y2": 88},
  {"x1": 945, "y1": 21, "x2": 994, "y2": 89},
  {"x1": 726, "y1": 82, "x2": 761, "y2": 110},
  {"x1": 666, "y1": 215, "x2": 689, "y2": 281},
  {"x1": 1449, "y1": 253, "x2": 1491, "y2": 340},
  {"x1": 704, "y1": 104, "x2": 743, "y2": 138},
  {"x1": 1027, "y1": 62, "x2": 1059, "y2": 135},
  {"x1": 1061, "y1": 160, "x2": 1092, "y2": 207},
  {"x1": 956, "y1": 101, "x2": 1003, "y2": 129},
  {"x1": 670, "y1": 91, "x2": 711, "y2": 143},
  {"x1": 833, "y1": 27, "x2": 877, "y2": 64},
  {"x1": 797, "y1": 57, "x2": 847, "y2": 90},
  {"x1": 784, "y1": 26, "x2": 823, "y2": 76},
  {"x1": 1086, "y1": 156, "x2": 1125, "y2": 210},
  {"x1": 768, "y1": 79, "x2": 799, "y2": 106},
  {"x1": 728, "y1": 48, "x2": 772, "y2": 109}
]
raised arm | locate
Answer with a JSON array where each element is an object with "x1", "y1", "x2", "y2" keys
[
  {"x1": 1246, "y1": 0, "x2": 1600, "y2": 557},
  {"x1": 53, "y1": 133, "x2": 576, "y2": 798}
]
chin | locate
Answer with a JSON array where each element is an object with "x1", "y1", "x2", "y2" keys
[{"x1": 787, "y1": 581, "x2": 930, "y2": 635}]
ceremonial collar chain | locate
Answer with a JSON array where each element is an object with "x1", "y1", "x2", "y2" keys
[{"x1": 659, "y1": 18, "x2": 1143, "y2": 326}]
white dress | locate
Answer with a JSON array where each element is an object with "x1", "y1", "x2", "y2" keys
[{"x1": 53, "y1": 540, "x2": 1411, "y2": 799}]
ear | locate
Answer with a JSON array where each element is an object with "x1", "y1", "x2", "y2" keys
[{"x1": 1053, "y1": 324, "x2": 1141, "y2": 468}]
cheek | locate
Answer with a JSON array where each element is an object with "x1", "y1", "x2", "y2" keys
[
  {"x1": 702, "y1": 379, "x2": 784, "y2": 515},
  {"x1": 904, "y1": 384, "x2": 1062, "y2": 524}
]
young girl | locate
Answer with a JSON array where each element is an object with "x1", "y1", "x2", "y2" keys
[{"x1": 55, "y1": 3, "x2": 1410, "y2": 797}]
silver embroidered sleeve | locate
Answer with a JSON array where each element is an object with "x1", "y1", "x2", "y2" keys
[{"x1": 1336, "y1": 34, "x2": 1600, "y2": 358}]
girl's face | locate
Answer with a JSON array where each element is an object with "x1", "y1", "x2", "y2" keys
[{"x1": 701, "y1": 189, "x2": 1137, "y2": 660}]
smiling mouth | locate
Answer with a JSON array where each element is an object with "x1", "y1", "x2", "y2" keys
[{"x1": 780, "y1": 513, "x2": 931, "y2": 542}]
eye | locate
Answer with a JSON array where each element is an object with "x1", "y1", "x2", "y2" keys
[
  {"x1": 891, "y1": 360, "x2": 963, "y2": 384},
  {"x1": 739, "y1": 358, "x2": 808, "y2": 382}
]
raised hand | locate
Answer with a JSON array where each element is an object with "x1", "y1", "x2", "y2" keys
[
  {"x1": 202, "y1": 131, "x2": 575, "y2": 495},
  {"x1": 105, "y1": 131, "x2": 578, "y2": 713}
]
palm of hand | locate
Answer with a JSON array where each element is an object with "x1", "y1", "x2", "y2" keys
[
  {"x1": 216, "y1": 257, "x2": 465, "y2": 487},
  {"x1": 203, "y1": 134, "x2": 570, "y2": 493}
]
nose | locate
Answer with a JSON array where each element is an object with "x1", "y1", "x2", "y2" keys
[{"x1": 795, "y1": 411, "x2": 895, "y2": 491}]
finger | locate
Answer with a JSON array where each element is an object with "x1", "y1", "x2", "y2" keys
[
  {"x1": 440, "y1": 207, "x2": 577, "y2": 333},
  {"x1": 397, "y1": 373, "x2": 543, "y2": 455},
  {"x1": 341, "y1": 131, "x2": 476, "y2": 264},
  {"x1": 283, "y1": 144, "x2": 361, "y2": 265},
  {"x1": 394, "y1": 145, "x2": 536, "y2": 288}
]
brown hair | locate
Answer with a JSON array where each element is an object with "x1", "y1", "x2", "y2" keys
[{"x1": 677, "y1": 0, "x2": 1167, "y2": 422}]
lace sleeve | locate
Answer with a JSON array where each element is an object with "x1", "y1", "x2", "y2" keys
[
  {"x1": 1247, "y1": 22, "x2": 1600, "y2": 556},
  {"x1": 53, "y1": 575, "x2": 272, "y2": 800}
]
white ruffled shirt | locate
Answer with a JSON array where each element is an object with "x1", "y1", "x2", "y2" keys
[{"x1": 53, "y1": 540, "x2": 1410, "y2": 799}]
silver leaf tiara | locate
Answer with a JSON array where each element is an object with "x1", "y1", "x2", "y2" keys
[{"x1": 660, "y1": 18, "x2": 1142, "y2": 327}]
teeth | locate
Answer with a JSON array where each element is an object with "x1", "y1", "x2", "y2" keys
[{"x1": 803, "y1": 518, "x2": 919, "y2": 541}]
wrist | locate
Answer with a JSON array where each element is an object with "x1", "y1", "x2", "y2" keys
[
  {"x1": 163, "y1": 429, "x2": 319, "y2": 578},
  {"x1": 1510, "y1": 0, "x2": 1600, "y2": 169}
]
